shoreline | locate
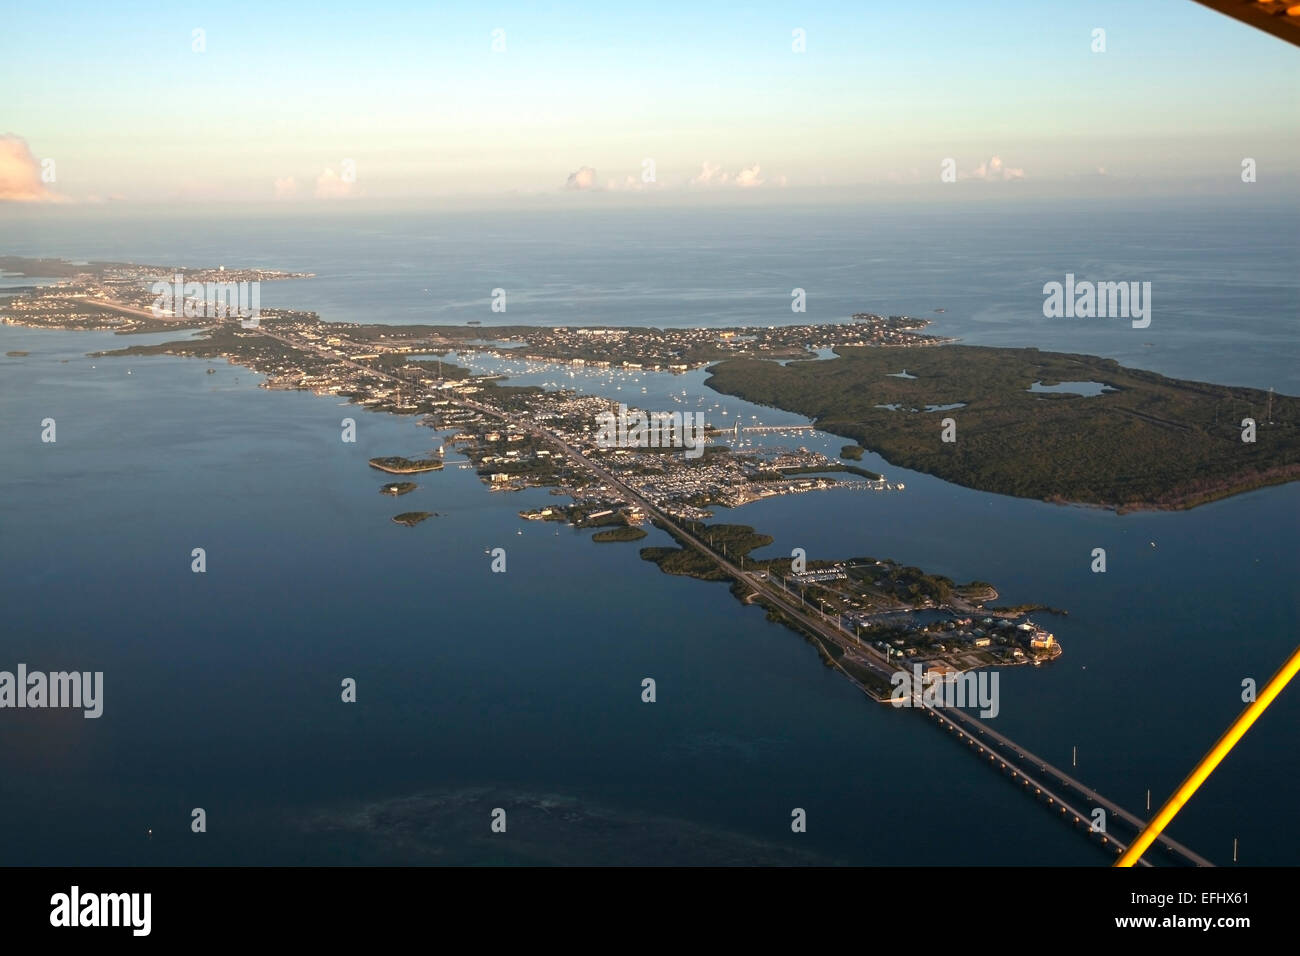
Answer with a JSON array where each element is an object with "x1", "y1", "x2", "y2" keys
[{"x1": 2, "y1": 297, "x2": 1294, "y2": 513}]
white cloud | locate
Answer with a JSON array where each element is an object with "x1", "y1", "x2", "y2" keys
[
  {"x1": 314, "y1": 167, "x2": 356, "y2": 199},
  {"x1": 0, "y1": 134, "x2": 62, "y2": 202},
  {"x1": 691, "y1": 161, "x2": 772, "y2": 189},
  {"x1": 273, "y1": 176, "x2": 299, "y2": 199},
  {"x1": 734, "y1": 164, "x2": 765, "y2": 188},
  {"x1": 564, "y1": 166, "x2": 598, "y2": 190},
  {"x1": 690, "y1": 161, "x2": 730, "y2": 186},
  {"x1": 964, "y1": 155, "x2": 1025, "y2": 181}
]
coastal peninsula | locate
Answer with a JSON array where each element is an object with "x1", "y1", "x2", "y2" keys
[{"x1": 705, "y1": 346, "x2": 1299, "y2": 511}]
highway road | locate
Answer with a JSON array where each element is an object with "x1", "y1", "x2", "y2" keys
[
  {"x1": 264, "y1": 327, "x2": 1214, "y2": 867},
  {"x1": 465, "y1": 396, "x2": 1212, "y2": 865}
]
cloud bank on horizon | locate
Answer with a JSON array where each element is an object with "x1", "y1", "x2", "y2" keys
[
  {"x1": 3, "y1": 0, "x2": 1296, "y2": 204},
  {"x1": 965, "y1": 156, "x2": 1025, "y2": 182},
  {"x1": 563, "y1": 161, "x2": 788, "y2": 193}
]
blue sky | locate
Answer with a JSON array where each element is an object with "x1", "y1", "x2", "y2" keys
[{"x1": 1, "y1": 0, "x2": 1297, "y2": 203}]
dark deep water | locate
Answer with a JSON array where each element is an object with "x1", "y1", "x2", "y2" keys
[{"x1": 1, "y1": 198, "x2": 1296, "y2": 864}]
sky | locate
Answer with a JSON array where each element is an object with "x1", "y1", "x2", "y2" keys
[{"x1": 1, "y1": 0, "x2": 1298, "y2": 205}]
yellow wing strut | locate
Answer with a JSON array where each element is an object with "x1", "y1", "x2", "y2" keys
[{"x1": 1116, "y1": 645, "x2": 1300, "y2": 867}]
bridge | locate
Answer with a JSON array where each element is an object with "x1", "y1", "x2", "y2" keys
[
  {"x1": 707, "y1": 422, "x2": 819, "y2": 437},
  {"x1": 766, "y1": 575, "x2": 1212, "y2": 866},
  {"x1": 463, "y1": 390, "x2": 1213, "y2": 867},
  {"x1": 262, "y1": 324, "x2": 1214, "y2": 866},
  {"x1": 923, "y1": 703, "x2": 1213, "y2": 866},
  {"x1": 549, "y1": 422, "x2": 1211, "y2": 865},
  {"x1": 739, "y1": 423, "x2": 818, "y2": 435},
  {"x1": 918, "y1": 702, "x2": 1152, "y2": 864}
]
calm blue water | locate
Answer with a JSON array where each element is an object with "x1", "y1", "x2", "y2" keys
[
  {"x1": 1, "y1": 199, "x2": 1296, "y2": 865},
  {"x1": 5, "y1": 196, "x2": 1297, "y2": 391}
]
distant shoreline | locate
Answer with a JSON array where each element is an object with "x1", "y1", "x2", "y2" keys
[{"x1": 4, "y1": 255, "x2": 1294, "y2": 513}]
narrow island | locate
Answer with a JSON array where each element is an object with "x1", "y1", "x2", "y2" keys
[
  {"x1": 369, "y1": 456, "x2": 444, "y2": 474},
  {"x1": 5, "y1": 253, "x2": 1269, "y2": 861},
  {"x1": 380, "y1": 482, "x2": 418, "y2": 496},
  {"x1": 18, "y1": 258, "x2": 1300, "y2": 698},
  {"x1": 14, "y1": 254, "x2": 1291, "y2": 514}
]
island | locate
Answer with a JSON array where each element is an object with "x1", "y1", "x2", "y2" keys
[
  {"x1": 392, "y1": 512, "x2": 435, "y2": 527},
  {"x1": 380, "y1": 482, "x2": 418, "y2": 495},
  {"x1": 10, "y1": 253, "x2": 1270, "y2": 863},
  {"x1": 14, "y1": 255, "x2": 1300, "y2": 696},
  {"x1": 704, "y1": 345, "x2": 1298, "y2": 512},
  {"x1": 638, "y1": 522, "x2": 1061, "y2": 697},
  {"x1": 369, "y1": 456, "x2": 444, "y2": 474},
  {"x1": 18, "y1": 268, "x2": 1285, "y2": 514}
]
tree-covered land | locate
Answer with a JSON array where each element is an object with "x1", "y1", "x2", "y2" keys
[
  {"x1": 704, "y1": 345, "x2": 1299, "y2": 511},
  {"x1": 592, "y1": 527, "x2": 648, "y2": 543}
]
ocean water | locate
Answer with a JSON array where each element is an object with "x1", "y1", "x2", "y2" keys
[
  {"x1": 0, "y1": 198, "x2": 1296, "y2": 865},
  {"x1": 6, "y1": 195, "x2": 1297, "y2": 391}
]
